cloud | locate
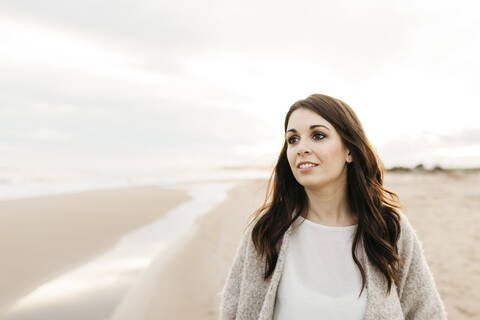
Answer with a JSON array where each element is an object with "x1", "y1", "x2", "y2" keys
[
  {"x1": 0, "y1": 0, "x2": 415, "y2": 76},
  {"x1": 377, "y1": 128, "x2": 480, "y2": 168},
  {"x1": 1, "y1": 0, "x2": 479, "y2": 172},
  {"x1": 28, "y1": 129, "x2": 71, "y2": 142}
]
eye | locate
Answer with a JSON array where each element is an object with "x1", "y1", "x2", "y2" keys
[
  {"x1": 313, "y1": 132, "x2": 326, "y2": 140},
  {"x1": 286, "y1": 132, "x2": 325, "y2": 145},
  {"x1": 287, "y1": 135, "x2": 299, "y2": 144}
]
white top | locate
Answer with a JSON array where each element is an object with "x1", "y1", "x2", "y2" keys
[{"x1": 273, "y1": 216, "x2": 367, "y2": 320}]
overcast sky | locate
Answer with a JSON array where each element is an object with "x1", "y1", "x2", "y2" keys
[{"x1": 1, "y1": 0, "x2": 479, "y2": 179}]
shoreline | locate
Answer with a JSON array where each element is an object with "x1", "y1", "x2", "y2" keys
[
  {"x1": 114, "y1": 172, "x2": 480, "y2": 320},
  {"x1": 111, "y1": 178, "x2": 269, "y2": 320},
  {"x1": 1, "y1": 171, "x2": 478, "y2": 319},
  {"x1": 0, "y1": 185, "x2": 191, "y2": 314}
]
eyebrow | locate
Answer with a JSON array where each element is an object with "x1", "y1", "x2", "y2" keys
[{"x1": 286, "y1": 124, "x2": 330, "y2": 133}]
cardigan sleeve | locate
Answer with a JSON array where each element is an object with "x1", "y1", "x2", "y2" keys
[
  {"x1": 397, "y1": 213, "x2": 448, "y2": 319},
  {"x1": 219, "y1": 225, "x2": 251, "y2": 319}
]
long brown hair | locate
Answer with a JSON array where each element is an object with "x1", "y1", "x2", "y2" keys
[{"x1": 248, "y1": 93, "x2": 402, "y2": 297}]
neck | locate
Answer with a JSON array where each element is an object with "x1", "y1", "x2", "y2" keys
[{"x1": 302, "y1": 179, "x2": 357, "y2": 227}]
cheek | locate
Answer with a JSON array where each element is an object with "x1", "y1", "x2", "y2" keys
[
  {"x1": 286, "y1": 148, "x2": 300, "y2": 172},
  {"x1": 323, "y1": 143, "x2": 346, "y2": 164},
  {"x1": 314, "y1": 143, "x2": 344, "y2": 164},
  {"x1": 286, "y1": 148, "x2": 294, "y2": 167}
]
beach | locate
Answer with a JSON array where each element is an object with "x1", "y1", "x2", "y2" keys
[
  {"x1": 1, "y1": 171, "x2": 479, "y2": 319},
  {"x1": 0, "y1": 186, "x2": 190, "y2": 316}
]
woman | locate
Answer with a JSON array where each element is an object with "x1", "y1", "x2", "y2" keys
[{"x1": 219, "y1": 94, "x2": 447, "y2": 319}]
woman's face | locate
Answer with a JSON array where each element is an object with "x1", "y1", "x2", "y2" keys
[{"x1": 285, "y1": 108, "x2": 351, "y2": 191}]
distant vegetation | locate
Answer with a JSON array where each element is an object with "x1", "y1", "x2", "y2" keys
[
  {"x1": 388, "y1": 166, "x2": 412, "y2": 172},
  {"x1": 219, "y1": 163, "x2": 480, "y2": 174},
  {"x1": 386, "y1": 163, "x2": 480, "y2": 173}
]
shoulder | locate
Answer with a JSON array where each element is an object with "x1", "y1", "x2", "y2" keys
[
  {"x1": 396, "y1": 209, "x2": 429, "y2": 276},
  {"x1": 394, "y1": 211, "x2": 448, "y2": 318},
  {"x1": 397, "y1": 210, "x2": 417, "y2": 251},
  {"x1": 236, "y1": 218, "x2": 264, "y2": 265}
]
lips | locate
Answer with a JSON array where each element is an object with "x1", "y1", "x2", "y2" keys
[{"x1": 297, "y1": 161, "x2": 318, "y2": 168}]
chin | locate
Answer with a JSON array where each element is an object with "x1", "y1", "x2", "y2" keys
[{"x1": 296, "y1": 177, "x2": 325, "y2": 189}]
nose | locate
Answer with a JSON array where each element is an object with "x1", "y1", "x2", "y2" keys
[{"x1": 297, "y1": 140, "x2": 311, "y2": 155}]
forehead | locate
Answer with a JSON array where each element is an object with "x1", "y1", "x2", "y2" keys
[{"x1": 286, "y1": 108, "x2": 331, "y2": 130}]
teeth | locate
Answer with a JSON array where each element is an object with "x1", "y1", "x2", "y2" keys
[{"x1": 299, "y1": 163, "x2": 316, "y2": 169}]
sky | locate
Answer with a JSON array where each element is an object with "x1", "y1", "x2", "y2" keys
[{"x1": 1, "y1": 0, "x2": 479, "y2": 182}]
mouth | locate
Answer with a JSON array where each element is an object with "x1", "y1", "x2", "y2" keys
[{"x1": 297, "y1": 162, "x2": 319, "y2": 170}]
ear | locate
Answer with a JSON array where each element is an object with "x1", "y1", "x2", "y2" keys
[{"x1": 346, "y1": 149, "x2": 352, "y2": 163}]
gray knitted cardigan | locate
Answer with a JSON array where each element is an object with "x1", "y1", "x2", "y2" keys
[{"x1": 219, "y1": 211, "x2": 447, "y2": 319}]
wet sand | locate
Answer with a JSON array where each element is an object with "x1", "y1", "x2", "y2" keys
[
  {"x1": 2, "y1": 171, "x2": 479, "y2": 320},
  {"x1": 0, "y1": 186, "x2": 190, "y2": 315},
  {"x1": 122, "y1": 171, "x2": 479, "y2": 320}
]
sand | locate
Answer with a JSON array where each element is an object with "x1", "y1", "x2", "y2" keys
[
  {"x1": 383, "y1": 171, "x2": 480, "y2": 319},
  {"x1": 0, "y1": 186, "x2": 190, "y2": 314},
  {"x1": 111, "y1": 178, "x2": 269, "y2": 320},
  {"x1": 2, "y1": 171, "x2": 479, "y2": 320},
  {"x1": 117, "y1": 171, "x2": 479, "y2": 320}
]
